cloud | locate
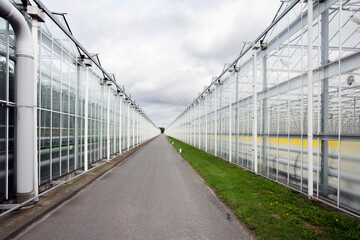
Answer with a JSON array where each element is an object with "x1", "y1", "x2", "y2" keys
[{"x1": 41, "y1": 0, "x2": 281, "y2": 127}]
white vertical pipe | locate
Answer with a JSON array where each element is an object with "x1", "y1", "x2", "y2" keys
[
  {"x1": 307, "y1": 0, "x2": 314, "y2": 197},
  {"x1": 253, "y1": 48, "x2": 258, "y2": 173},
  {"x1": 84, "y1": 67, "x2": 89, "y2": 172}
]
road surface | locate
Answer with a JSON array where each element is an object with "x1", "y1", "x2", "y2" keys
[{"x1": 18, "y1": 135, "x2": 251, "y2": 240}]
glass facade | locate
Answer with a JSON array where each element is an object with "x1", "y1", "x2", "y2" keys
[
  {"x1": 167, "y1": 0, "x2": 360, "y2": 216},
  {"x1": 0, "y1": 17, "x2": 15, "y2": 201},
  {"x1": 0, "y1": 2, "x2": 159, "y2": 202}
]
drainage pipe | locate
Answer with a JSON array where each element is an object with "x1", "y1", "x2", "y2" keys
[{"x1": 0, "y1": 0, "x2": 35, "y2": 203}]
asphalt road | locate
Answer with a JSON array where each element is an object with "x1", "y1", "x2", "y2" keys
[{"x1": 17, "y1": 135, "x2": 252, "y2": 240}]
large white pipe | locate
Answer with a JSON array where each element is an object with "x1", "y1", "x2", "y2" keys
[{"x1": 0, "y1": 0, "x2": 35, "y2": 203}]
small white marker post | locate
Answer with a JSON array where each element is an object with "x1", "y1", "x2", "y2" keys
[{"x1": 179, "y1": 148, "x2": 182, "y2": 153}]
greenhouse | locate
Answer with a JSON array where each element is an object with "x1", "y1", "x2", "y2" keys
[
  {"x1": 166, "y1": 0, "x2": 360, "y2": 216},
  {"x1": 0, "y1": 0, "x2": 159, "y2": 204},
  {"x1": 0, "y1": 0, "x2": 360, "y2": 219}
]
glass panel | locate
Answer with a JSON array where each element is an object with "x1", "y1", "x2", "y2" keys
[
  {"x1": 0, "y1": 105, "x2": 6, "y2": 200},
  {"x1": 69, "y1": 116, "x2": 75, "y2": 172},
  {"x1": 0, "y1": 56, "x2": 6, "y2": 101},
  {"x1": 62, "y1": 62, "x2": 69, "y2": 114},
  {"x1": 52, "y1": 112, "x2": 60, "y2": 179},
  {"x1": 40, "y1": 34, "x2": 52, "y2": 110},
  {"x1": 40, "y1": 110, "x2": 51, "y2": 184},
  {"x1": 52, "y1": 45, "x2": 61, "y2": 112},
  {"x1": 8, "y1": 107, "x2": 15, "y2": 198},
  {"x1": 61, "y1": 114, "x2": 68, "y2": 176}
]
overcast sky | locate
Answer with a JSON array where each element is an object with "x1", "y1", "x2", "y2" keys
[{"x1": 41, "y1": 0, "x2": 282, "y2": 128}]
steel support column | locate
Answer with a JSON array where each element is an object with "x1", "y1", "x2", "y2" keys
[
  {"x1": 320, "y1": 7, "x2": 329, "y2": 196},
  {"x1": 235, "y1": 70, "x2": 239, "y2": 165},
  {"x1": 107, "y1": 85, "x2": 110, "y2": 161},
  {"x1": 84, "y1": 66, "x2": 89, "y2": 171},
  {"x1": 127, "y1": 101, "x2": 130, "y2": 151},
  {"x1": 205, "y1": 94, "x2": 208, "y2": 152},
  {"x1": 252, "y1": 48, "x2": 258, "y2": 173},
  {"x1": 307, "y1": 0, "x2": 314, "y2": 197},
  {"x1": 119, "y1": 95, "x2": 122, "y2": 155},
  {"x1": 262, "y1": 54, "x2": 268, "y2": 174},
  {"x1": 132, "y1": 105, "x2": 135, "y2": 148},
  {"x1": 198, "y1": 101, "x2": 201, "y2": 149},
  {"x1": 229, "y1": 73, "x2": 232, "y2": 163},
  {"x1": 214, "y1": 85, "x2": 218, "y2": 156}
]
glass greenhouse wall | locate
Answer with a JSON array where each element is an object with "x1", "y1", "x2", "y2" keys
[
  {"x1": 166, "y1": 0, "x2": 360, "y2": 216},
  {"x1": 0, "y1": 1, "x2": 159, "y2": 203}
]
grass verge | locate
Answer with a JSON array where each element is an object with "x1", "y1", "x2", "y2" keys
[{"x1": 167, "y1": 136, "x2": 360, "y2": 240}]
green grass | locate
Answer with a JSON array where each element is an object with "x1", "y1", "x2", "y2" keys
[{"x1": 167, "y1": 136, "x2": 360, "y2": 240}]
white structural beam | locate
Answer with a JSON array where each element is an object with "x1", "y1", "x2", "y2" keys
[
  {"x1": 107, "y1": 84, "x2": 111, "y2": 161},
  {"x1": 205, "y1": 93, "x2": 208, "y2": 152},
  {"x1": 127, "y1": 100, "x2": 130, "y2": 151},
  {"x1": 132, "y1": 106, "x2": 135, "y2": 148},
  {"x1": 307, "y1": 0, "x2": 314, "y2": 197},
  {"x1": 229, "y1": 73, "x2": 232, "y2": 163},
  {"x1": 198, "y1": 101, "x2": 201, "y2": 148},
  {"x1": 214, "y1": 85, "x2": 218, "y2": 156},
  {"x1": 252, "y1": 47, "x2": 258, "y2": 173},
  {"x1": 119, "y1": 95, "x2": 122, "y2": 154},
  {"x1": 84, "y1": 67, "x2": 89, "y2": 172}
]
